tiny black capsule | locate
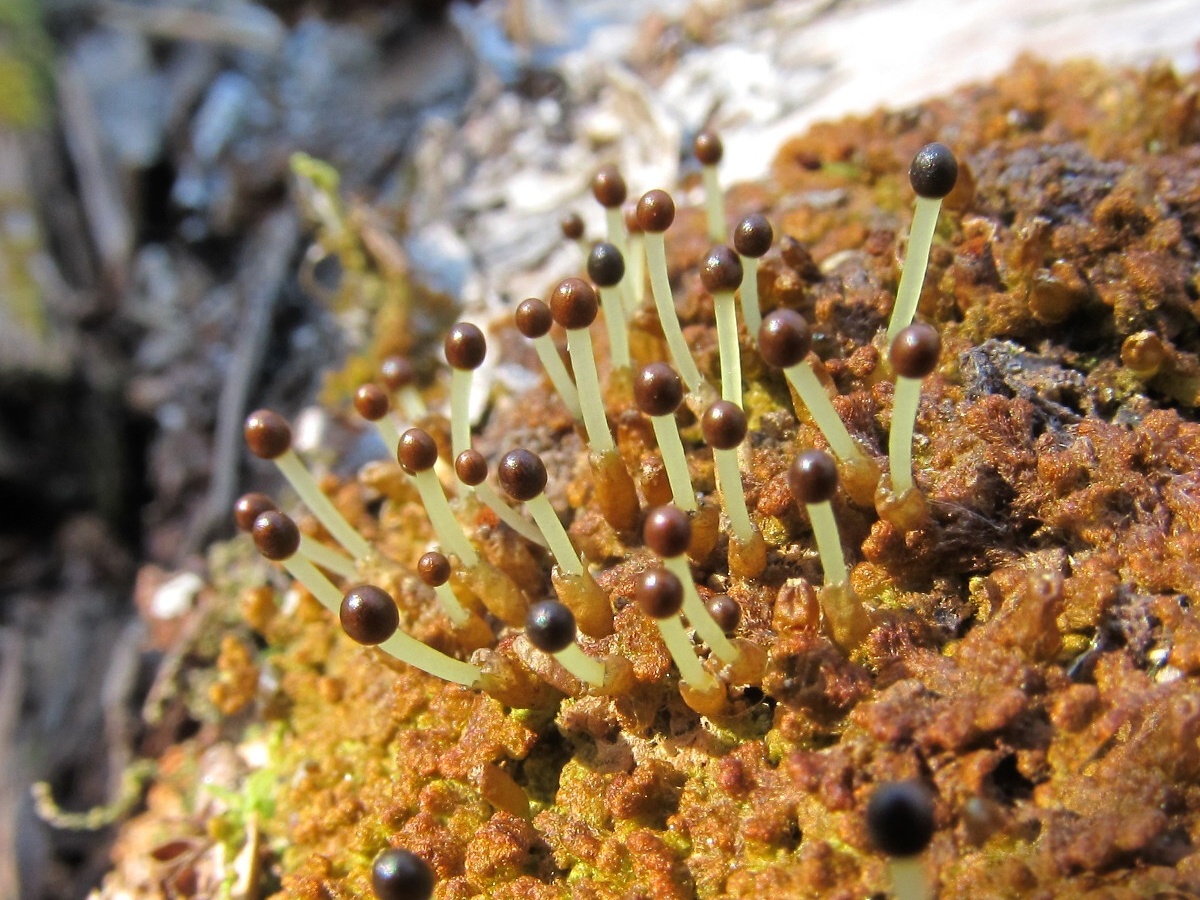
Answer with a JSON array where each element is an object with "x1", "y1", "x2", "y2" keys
[
  {"x1": 592, "y1": 165, "x2": 627, "y2": 208},
  {"x1": 454, "y1": 449, "x2": 488, "y2": 487},
  {"x1": 354, "y1": 384, "x2": 390, "y2": 421},
  {"x1": 788, "y1": 450, "x2": 839, "y2": 506},
  {"x1": 757, "y1": 309, "x2": 811, "y2": 369},
  {"x1": 707, "y1": 594, "x2": 741, "y2": 634},
  {"x1": 417, "y1": 551, "x2": 451, "y2": 587},
  {"x1": 371, "y1": 847, "x2": 435, "y2": 900},
  {"x1": 380, "y1": 355, "x2": 415, "y2": 391},
  {"x1": 397, "y1": 428, "x2": 440, "y2": 475},
  {"x1": 514, "y1": 298, "x2": 553, "y2": 339},
  {"x1": 909, "y1": 142, "x2": 958, "y2": 200},
  {"x1": 701, "y1": 400, "x2": 748, "y2": 450},
  {"x1": 636, "y1": 190, "x2": 676, "y2": 233},
  {"x1": 890, "y1": 322, "x2": 941, "y2": 380},
  {"x1": 234, "y1": 492, "x2": 276, "y2": 533},
  {"x1": 635, "y1": 568, "x2": 684, "y2": 619},
  {"x1": 733, "y1": 214, "x2": 773, "y2": 259},
  {"x1": 560, "y1": 211, "x2": 584, "y2": 241},
  {"x1": 643, "y1": 505, "x2": 692, "y2": 558},
  {"x1": 498, "y1": 449, "x2": 548, "y2": 502},
  {"x1": 526, "y1": 600, "x2": 576, "y2": 654},
  {"x1": 587, "y1": 242, "x2": 626, "y2": 288},
  {"x1": 634, "y1": 363, "x2": 684, "y2": 417},
  {"x1": 550, "y1": 278, "x2": 599, "y2": 330},
  {"x1": 699, "y1": 245, "x2": 744, "y2": 294},
  {"x1": 244, "y1": 409, "x2": 292, "y2": 459},
  {"x1": 340, "y1": 584, "x2": 400, "y2": 646},
  {"x1": 867, "y1": 780, "x2": 936, "y2": 858},
  {"x1": 251, "y1": 510, "x2": 300, "y2": 561},
  {"x1": 693, "y1": 129, "x2": 723, "y2": 166},
  {"x1": 445, "y1": 322, "x2": 487, "y2": 371}
]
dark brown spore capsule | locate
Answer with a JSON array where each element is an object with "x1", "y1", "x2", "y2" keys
[
  {"x1": 693, "y1": 129, "x2": 724, "y2": 166},
  {"x1": 623, "y1": 202, "x2": 643, "y2": 235},
  {"x1": 699, "y1": 245, "x2": 744, "y2": 294},
  {"x1": 636, "y1": 190, "x2": 676, "y2": 233},
  {"x1": 587, "y1": 242, "x2": 625, "y2": 288},
  {"x1": 635, "y1": 568, "x2": 684, "y2": 619},
  {"x1": 634, "y1": 363, "x2": 684, "y2": 417},
  {"x1": 643, "y1": 505, "x2": 692, "y2": 558},
  {"x1": 380, "y1": 355, "x2": 415, "y2": 391},
  {"x1": 526, "y1": 600, "x2": 576, "y2": 653},
  {"x1": 398, "y1": 428, "x2": 439, "y2": 474},
  {"x1": 707, "y1": 594, "x2": 741, "y2": 634},
  {"x1": 701, "y1": 400, "x2": 748, "y2": 450},
  {"x1": 515, "y1": 298, "x2": 553, "y2": 339},
  {"x1": 251, "y1": 510, "x2": 300, "y2": 561},
  {"x1": 909, "y1": 142, "x2": 959, "y2": 200},
  {"x1": 592, "y1": 165, "x2": 627, "y2": 209},
  {"x1": 454, "y1": 449, "x2": 488, "y2": 487},
  {"x1": 340, "y1": 584, "x2": 400, "y2": 646},
  {"x1": 354, "y1": 384, "x2": 390, "y2": 421},
  {"x1": 560, "y1": 211, "x2": 584, "y2": 241},
  {"x1": 498, "y1": 449, "x2": 548, "y2": 502},
  {"x1": 417, "y1": 551, "x2": 451, "y2": 587},
  {"x1": 550, "y1": 278, "x2": 599, "y2": 330},
  {"x1": 372, "y1": 848, "x2": 435, "y2": 900},
  {"x1": 733, "y1": 214, "x2": 773, "y2": 258},
  {"x1": 244, "y1": 409, "x2": 292, "y2": 459},
  {"x1": 867, "y1": 781, "x2": 936, "y2": 858},
  {"x1": 234, "y1": 492, "x2": 276, "y2": 533},
  {"x1": 890, "y1": 322, "x2": 941, "y2": 379},
  {"x1": 757, "y1": 309, "x2": 811, "y2": 369},
  {"x1": 788, "y1": 450, "x2": 839, "y2": 506},
  {"x1": 445, "y1": 322, "x2": 487, "y2": 371}
]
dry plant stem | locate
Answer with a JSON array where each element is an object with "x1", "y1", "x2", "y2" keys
[
  {"x1": 650, "y1": 414, "x2": 698, "y2": 512},
  {"x1": 645, "y1": 232, "x2": 704, "y2": 392},
  {"x1": 531, "y1": 336, "x2": 582, "y2": 419},
  {"x1": 655, "y1": 614, "x2": 719, "y2": 692},
  {"x1": 474, "y1": 482, "x2": 547, "y2": 546},
  {"x1": 889, "y1": 858, "x2": 931, "y2": 900},
  {"x1": 551, "y1": 569, "x2": 613, "y2": 636},
  {"x1": 739, "y1": 256, "x2": 763, "y2": 340},
  {"x1": 527, "y1": 494, "x2": 584, "y2": 578},
  {"x1": 552, "y1": 643, "x2": 607, "y2": 688},
  {"x1": 807, "y1": 500, "x2": 848, "y2": 587},
  {"x1": 298, "y1": 536, "x2": 357, "y2": 579},
  {"x1": 886, "y1": 196, "x2": 942, "y2": 341},
  {"x1": 274, "y1": 449, "x2": 373, "y2": 560},
  {"x1": 598, "y1": 285, "x2": 631, "y2": 369},
  {"x1": 889, "y1": 375, "x2": 923, "y2": 496},
  {"x1": 449, "y1": 368, "x2": 473, "y2": 458},
  {"x1": 626, "y1": 233, "x2": 646, "y2": 309},
  {"x1": 567, "y1": 326, "x2": 615, "y2": 453},
  {"x1": 411, "y1": 469, "x2": 478, "y2": 566},
  {"x1": 590, "y1": 449, "x2": 640, "y2": 533},
  {"x1": 714, "y1": 289, "x2": 742, "y2": 404},
  {"x1": 702, "y1": 165, "x2": 725, "y2": 242},
  {"x1": 782, "y1": 362, "x2": 863, "y2": 464},
  {"x1": 713, "y1": 446, "x2": 754, "y2": 544},
  {"x1": 663, "y1": 554, "x2": 739, "y2": 664}
]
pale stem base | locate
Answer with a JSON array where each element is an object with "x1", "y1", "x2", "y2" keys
[
  {"x1": 655, "y1": 614, "x2": 719, "y2": 692},
  {"x1": 808, "y1": 499, "x2": 848, "y2": 587},
  {"x1": 553, "y1": 642, "x2": 607, "y2": 688},
  {"x1": 664, "y1": 554, "x2": 739, "y2": 664}
]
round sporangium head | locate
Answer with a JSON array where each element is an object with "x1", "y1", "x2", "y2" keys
[
  {"x1": 693, "y1": 129, "x2": 723, "y2": 165},
  {"x1": 757, "y1": 309, "x2": 811, "y2": 369},
  {"x1": 890, "y1": 322, "x2": 941, "y2": 379},
  {"x1": 700, "y1": 245, "x2": 743, "y2": 294},
  {"x1": 397, "y1": 428, "x2": 439, "y2": 475},
  {"x1": 701, "y1": 400, "x2": 748, "y2": 450},
  {"x1": 635, "y1": 568, "x2": 684, "y2": 619},
  {"x1": 526, "y1": 600, "x2": 576, "y2": 653},
  {"x1": 733, "y1": 214, "x2": 773, "y2": 258},
  {"x1": 550, "y1": 278, "x2": 599, "y2": 330},
  {"x1": 417, "y1": 550, "x2": 451, "y2": 587},
  {"x1": 909, "y1": 142, "x2": 958, "y2": 199},
  {"x1": 371, "y1": 847, "x2": 435, "y2": 900},
  {"x1": 454, "y1": 449, "x2": 488, "y2": 487},
  {"x1": 498, "y1": 448, "x2": 548, "y2": 502},
  {"x1": 592, "y1": 165, "x2": 627, "y2": 208},
  {"x1": 251, "y1": 510, "x2": 300, "y2": 561},
  {"x1": 587, "y1": 242, "x2": 625, "y2": 288},
  {"x1": 444, "y1": 322, "x2": 487, "y2": 371},
  {"x1": 643, "y1": 505, "x2": 692, "y2": 558},
  {"x1": 560, "y1": 211, "x2": 584, "y2": 241},
  {"x1": 867, "y1": 780, "x2": 936, "y2": 858},
  {"x1": 634, "y1": 363, "x2": 684, "y2": 417},
  {"x1": 244, "y1": 409, "x2": 292, "y2": 459},
  {"x1": 234, "y1": 492, "x2": 276, "y2": 533},
  {"x1": 340, "y1": 584, "x2": 400, "y2": 646},
  {"x1": 515, "y1": 298, "x2": 553, "y2": 339},
  {"x1": 707, "y1": 594, "x2": 741, "y2": 634},
  {"x1": 380, "y1": 355, "x2": 414, "y2": 391},
  {"x1": 623, "y1": 202, "x2": 643, "y2": 234},
  {"x1": 788, "y1": 450, "x2": 839, "y2": 506},
  {"x1": 354, "y1": 384, "x2": 390, "y2": 421},
  {"x1": 636, "y1": 190, "x2": 676, "y2": 233}
]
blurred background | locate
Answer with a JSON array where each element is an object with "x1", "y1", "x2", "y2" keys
[{"x1": 0, "y1": 0, "x2": 1196, "y2": 896}]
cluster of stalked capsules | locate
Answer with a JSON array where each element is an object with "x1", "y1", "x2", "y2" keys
[{"x1": 240, "y1": 136, "x2": 959, "y2": 898}]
